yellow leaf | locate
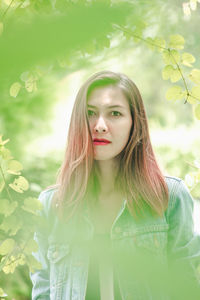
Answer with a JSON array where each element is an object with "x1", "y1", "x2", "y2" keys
[
  {"x1": 9, "y1": 176, "x2": 29, "y2": 193},
  {"x1": 0, "y1": 181, "x2": 5, "y2": 192},
  {"x1": 0, "y1": 238, "x2": 15, "y2": 255},
  {"x1": 25, "y1": 78, "x2": 37, "y2": 93},
  {"x1": 154, "y1": 37, "x2": 166, "y2": 52},
  {"x1": 170, "y1": 69, "x2": 182, "y2": 83},
  {"x1": 162, "y1": 65, "x2": 174, "y2": 80},
  {"x1": 2, "y1": 255, "x2": 17, "y2": 274},
  {"x1": 166, "y1": 86, "x2": 183, "y2": 101},
  {"x1": 190, "y1": 0, "x2": 197, "y2": 10},
  {"x1": 170, "y1": 50, "x2": 181, "y2": 64},
  {"x1": 0, "y1": 198, "x2": 18, "y2": 217},
  {"x1": 24, "y1": 239, "x2": 38, "y2": 255},
  {"x1": 0, "y1": 147, "x2": 13, "y2": 160},
  {"x1": 187, "y1": 95, "x2": 197, "y2": 104},
  {"x1": 22, "y1": 197, "x2": 43, "y2": 215},
  {"x1": 0, "y1": 22, "x2": 3, "y2": 36},
  {"x1": 26, "y1": 254, "x2": 42, "y2": 273},
  {"x1": 0, "y1": 135, "x2": 9, "y2": 146},
  {"x1": 191, "y1": 85, "x2": 200, "y2": 101},
  {"x1": 181, "y1": 52, "x2": 195, "y2": 67},
  {"x1": 0, "y1": 287, "x2": 7, "y2": 297},
  {"x1": 162, "y1": 50, "x2": 171, "y2": 64},
  {"x1": 10, "y1": 82, "x2": 22, "y2": 98},
  {"x1": 169, "y1": 34, "x2": 185, "y2": 50},
  {"x1": 7, "y1": 160, "x2": 23, "y2": 175},
  {"x1": 194, "y1": 104, "x2": 200, "y2": 120},
  {"x1": 189, "y1": 69, "x2": 200, "y2": 84},
  {"x1": 0, "y1": 215, "x2": 22, "y2": 235},
  {"x1": 162, "y1": 50, "x2": 180, "y2": 65},
  {"x1": 4, "y1": 0, "x2": 16, "y2": 7},
  {"x1": 183, "y1": 2, "x2": 191, "y2": 16}
]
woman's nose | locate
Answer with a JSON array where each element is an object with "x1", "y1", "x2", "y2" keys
[{"x1": 94, "y1": 116, "x2": 108, "y2": 133}]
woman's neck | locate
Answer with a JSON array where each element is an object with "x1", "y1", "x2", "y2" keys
[{"x1": 95, "y1": 159, "x2": 119, "y2": 195}]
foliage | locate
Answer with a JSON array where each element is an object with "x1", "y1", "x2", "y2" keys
[
  {"x1": 1, "y1": 0, "x2": 200, "y2": 121},
  {"x1": 0, "y1": 0, "x2": 200, "y2": 298},
  {"x1": 182, "y1": 0, "x2": 200, "y2": 16},
  {"x1": 0, "y1": 135, "x2": 43, "y2": 296}
]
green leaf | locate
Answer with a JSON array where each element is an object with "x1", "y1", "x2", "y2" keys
[
  {"x1": 162, "y1": 50, "x2": 171, "y2": 64},
  {"x1": 7, "y1": 160, "x2": 23, "y2": 175},
  {"x1": 183, "y1": 2, "x2": 191, "y2": 16},
  {"x1": 0, "y1": 147, "x2": 13, "y2": 160},
  {"x1": 166, "y1": 86, "x2": 183, "y2": 101},
  {"x1": 21, "y1": 197, "x2": 43, "y2": 215},
  {"x1": 0, "y1": 180, "x2": 5, "y2": 193},
  {"x1": 0, "y1": 287, "x2": 7, "y2": 297},
  {"x1": 0, "y1": 22, "x2": 3, "y2": 36},
  {"x1": 190, "y1": 0, "x2": 197, "y2": 10},
  {"x1": 170, "y1": 68, "x2": 182, "y2": 83},
  {"x1": 2, "y1": 253, "x2": 26, "y2": 273},
  {"x1": 9, "y1": 176, "x2": 29, "y2": 193},
  {"x1": 194, "y1": 104, "x2": 200, "y2": 120},
  {"x1": 26, "y1": 254, "x2": 42, "y2": 273},
  {"x1": 162, "y1": 65, "x2": 174, "y2": 80},
  {"x1": 17, "y1": 253, "x2": 26, "y2": 266},
  {"x1": 153, "y1": 37, "x2": 166, "y2": 52},
  {"x1": 169, "y1": 34, "x2": 185, "y2": 49},
  {"x1": 170, "y1": 50, "x2": 181, "y2": 64},
  {"x1": 9, "y1": 82, "x2": 22, "y2": 98},
  {"x1": 24, "y1": 239, "x2": 38, "y2": 255},
  {"x1": 20, "y1": 71, "x2": 30, "y2": 82},
  {"x1": 181, "y1": 52, "x2": 195, "y2": 67},
  {"x1": 162, "y1": 50, "x2": 180, "y2": 65},
  {"x1": 191, "y1": 86, "x2": 200, "y2": 101},
  {"x1": 187, "y1": 95, "x2": 197, "y2": 104},
  {"x1": 25, "y1": 77, "x2": 37, "y2": 93},
  {"x1": 0, "y1": 135, "x2": 9, "y2": 146},
  {"x1": 162, "y1": 65, "x2": 182, "y2": 82},
  {"x1": 0, "y1": 238, "x2": 15, "y2": 255},
  {"x1": 0, "y1": 215, "x2": 22, "y2": 236},
  {"x1": 189, "y1": 69, "x2": 200, "y2": 84},
  {"x1": 0, "y1": 198, "x2": 18, "y2": 217}
]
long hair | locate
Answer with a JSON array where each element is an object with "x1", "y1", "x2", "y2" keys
[{"x1": 52, "y1": 70, "x2": 168, "y2": 221}]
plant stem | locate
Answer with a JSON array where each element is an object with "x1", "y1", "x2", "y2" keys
[{"x1": 0, "y1": 163, "x2": 13, "y2": 202}]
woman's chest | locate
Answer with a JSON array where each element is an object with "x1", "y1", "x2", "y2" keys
[{"x1": 89, "y1": 194, "x2": 124, "y2": 234}]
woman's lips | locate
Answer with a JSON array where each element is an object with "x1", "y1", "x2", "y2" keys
[
  {"x1": 93, "y1": 141, "x2": 111, "y2": 145},
  {"x1": 93, "y1": 139, "x2": 111, "y2": 145}
]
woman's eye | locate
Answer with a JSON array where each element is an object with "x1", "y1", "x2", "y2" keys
[
  {"x1": 88, "y1": 110, "x2": 95, "y2": 116},
  {"x1": 111, "y1": 111, "x2": 121, "y2": 116}
]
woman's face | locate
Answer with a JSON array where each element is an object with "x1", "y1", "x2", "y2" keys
[{"x1": 87, "y1": 85, "x2": 133, "y2": 161}]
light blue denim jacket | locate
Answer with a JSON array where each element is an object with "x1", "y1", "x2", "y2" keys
[{"x1": 30, "y1": 176, "x2": 200, "y2": 299}]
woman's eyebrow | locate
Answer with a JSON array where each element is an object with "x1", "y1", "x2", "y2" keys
[{"x1": 87, "y1": 104, "x2": 125, "y2": 109}]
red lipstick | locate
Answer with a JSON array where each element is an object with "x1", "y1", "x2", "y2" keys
[{"x1": 93, "y1": 138, "x2": 111, "y2": 145}]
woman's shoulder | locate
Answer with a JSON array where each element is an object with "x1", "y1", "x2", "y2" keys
[
  {"x1": 164, "y1": 174, "x2": 182, "y2": 184},
  {"x1": 164, "y1": 175, "x2": 184, "y2": 197},
  {"x1": 164, "y1": 175, "x2": 189, "y2": 197},
  {"x1": 164, "y1": 175, "x2": 194, "y2": 217}
]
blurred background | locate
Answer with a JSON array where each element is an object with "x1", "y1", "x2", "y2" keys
[{"x1": 0, "y1": 0, "x2": 200, "y2": 298}]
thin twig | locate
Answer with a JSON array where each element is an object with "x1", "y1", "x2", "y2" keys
[
  {"x1": 0, "y1": 0, "x2": 15, "y2": 21},
  {"x1": 113, "y1": 24, "x2": 200, "y2": 105},
  {"x1": 0, "y1": 164, "x2": 13, "y2": 202}
]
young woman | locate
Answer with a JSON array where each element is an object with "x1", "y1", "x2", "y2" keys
[{"x1": 31, "y1": 71, "x2": 200, "y2": 300}]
